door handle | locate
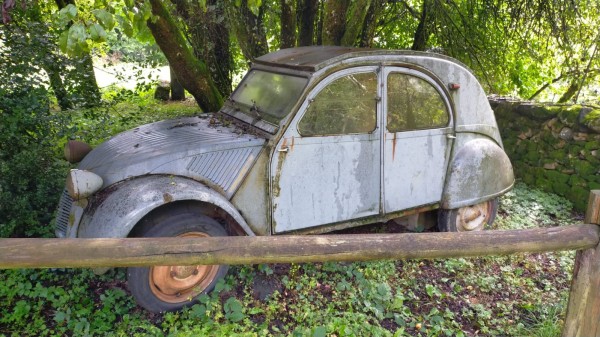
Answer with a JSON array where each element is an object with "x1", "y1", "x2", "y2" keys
[
  {"x1": 446, "y1": 134, "x2": 456, "y2": 139},
  {"x1": 278, "y1": 146, "x2": 289, "y2": 152}
]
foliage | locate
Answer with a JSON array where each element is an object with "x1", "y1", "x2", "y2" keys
[
  {"x1": 0, "y1": 73, "x2": 200, "y2": 238},
  {"x1": 66, "y1": 88, "x2": 201, "y2": 146},
  {"x1": 0, "y1": 6, "x2": 71, "y2": 237},
  {"x1": 0, "y1": 183, "x2": 579, "y2": 336},
  {"x1": 1, "y1": 1, "x2": 102, "y2": 109},
  {"x1": 4, "y1": 0, "x2": 600, "y2": 111},
  {"x1": 494, "y1": 182, "x2": 574, "y2": 230},
  {"x1": 104, "y1": 29, "x2": 166, "y2": 64}
]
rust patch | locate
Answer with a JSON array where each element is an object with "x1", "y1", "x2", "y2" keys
[
  {"x1": 281, "y1": 137, "x2": 288, "y2": 150},
  {"x1": 163, "y1": 192, "x2": 174, "y2": 203},
  {"x1": 290, "y1": 136, "x2": 295, "y2": 152}
]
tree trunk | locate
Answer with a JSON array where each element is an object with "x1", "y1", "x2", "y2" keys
[
  {"x1": 31, "y1": 1, "x2": 73, "y2": 110},
  {"x1": 322, "y1": 0, "x2": 350, "y2": 46},
  {"x1": 316, "y1": 0, "x2": 324, "y2": 45},
  {"x1": 146, "y1": 0, "x2": 222, "y2": 112},
  {"x1": 172, "y1": 0, "x2": 232, "y2": 96},
  {"x1": 169, "y1": 66, "x2": 185, "y2": 101},
  {"x1": 54, "y1": 0, "x2": 101, "y2": 107},
  {"x1": 45, "y1": 64, "x2": 72, "y2": 110},
  {"x1": 226, "y1": 0, "x2": 269, "y2": 61},
  {"x1": 340, "y1": 0, "x2": 371, "y2": 47},
  {"x1": 280, "y1": 0, "x2": 296, "y2": 48},
  {"x1": 76, "y1": 54, "x2": 101, "y2": 107},
  {"x1": 297, "y1": 0, "x2": 318, "y2": 46},
  {"x1": 558, "y1": 80, "x2": 580, "y2": 103},
  {"x1": 411, "y1": 0, "x2": 433, "y2": 51},
  {"x1": 359, "y1": 0, "x2": 384, "y2": 47}
]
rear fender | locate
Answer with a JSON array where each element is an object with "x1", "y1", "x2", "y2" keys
[
  {"x1": 441, "y1": 138, "x2": 514, "y2": 209},
  {"x1": 77, "y1": 175, "x2": 255, "y2": 239}
]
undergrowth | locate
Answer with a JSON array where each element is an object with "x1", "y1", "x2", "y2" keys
[{"x1": 0, "y1": 183, "x2": 579, "y2": 336}]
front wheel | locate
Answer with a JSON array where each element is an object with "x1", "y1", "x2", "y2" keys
[
  {"x1": 127, "y1": 205, "x2": 229, "y2": 312},
  {"x1": 438, "y1": 198, "x2": 498, "y2": 232}
]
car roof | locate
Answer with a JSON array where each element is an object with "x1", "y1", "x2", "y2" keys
[{"x1": 253, "y1": 46, "x2": 465, "y2": 73}]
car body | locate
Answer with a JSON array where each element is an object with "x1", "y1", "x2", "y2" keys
[{"x1": 55, "y1": 46, "x2": 514, "y2": 311}]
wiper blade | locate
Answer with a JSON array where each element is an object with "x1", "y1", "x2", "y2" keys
[{"x1": 250, "y1": 99, "x2": 263, "y2": 120}]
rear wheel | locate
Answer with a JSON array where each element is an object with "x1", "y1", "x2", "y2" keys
[
  {"x1": 127, "y1": 205, "x2": 229, "y2": 312},
  {"x1": 438, "y1": 198, "x2": 498, "y2": 232}
]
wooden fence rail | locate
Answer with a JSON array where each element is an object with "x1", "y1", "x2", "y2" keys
[
  {"x1": 0, "y1": 190, "x2": 598, "y2": 336},
  {"x1": 0, "y1": 225, "x2": 598, "y2": 268}
]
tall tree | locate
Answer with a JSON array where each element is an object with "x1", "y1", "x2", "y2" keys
[
  {"x1": 297, "y1": 0, "x2": 318, "y2": 46},
  {"x1": 54, "y1": 0, "x2": 101, "y2": 107},
  {"x1": 34, "y1": 0, "x2": 600, "y2": 107},
  {"x1": 172, "y1": 0, "x2": 233, "y2": 96},
  {"x1": 146, "y1": 0, "x2": 222, "y2": 112},
  {"x1": 226, "y1": 0, "x2": 269, "y2": 61},
  {"x1": 280, "y1": 0, "x2": 296, "y2": 48},
  {"x1": 411, "y1": 0, "x2": 433, "y2": 51},
  {"x1": 321, "y1": 0, "x2": 349, "y2": 45}
]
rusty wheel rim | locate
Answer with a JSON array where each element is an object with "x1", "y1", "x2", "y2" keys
[
  {"x1": 455, "y1": 201, "x2": 491, "y2": 232},
  {"x1": 149, "y1": 232, "x2": 219, "y2": 303}
]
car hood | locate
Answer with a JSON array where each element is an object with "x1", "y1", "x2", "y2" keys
[{"x1": 78, "y1": 115, "x2": 266, "y2": 198}]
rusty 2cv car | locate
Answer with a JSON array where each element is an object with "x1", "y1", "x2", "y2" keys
[{"x1": 55, "y1": 46, "x2": 514, "y2": 312}]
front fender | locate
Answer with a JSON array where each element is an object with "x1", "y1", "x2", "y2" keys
[
  {"x1": 77, "y1": 175, "x2": 256, "y2": 239},
  {"x1": 441, "y1": 138, "x2": 514, "y2": 209}
]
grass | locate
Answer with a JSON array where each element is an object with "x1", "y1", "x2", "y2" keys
[{"x1": 0, "y1": 91, "x2": 583, "y2": 336}]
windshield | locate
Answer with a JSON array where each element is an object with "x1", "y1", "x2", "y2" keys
[{"x1": 229, "y1": 70, "x2": 308, "y2": 124}]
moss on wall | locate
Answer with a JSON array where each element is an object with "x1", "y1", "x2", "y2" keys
[{"x1": 491, "y1": 99, "x2": 600, "y2": 211}]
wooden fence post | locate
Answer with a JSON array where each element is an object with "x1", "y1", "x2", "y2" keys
[{"x1": 563, "y1": 190, "x2": 600, "y2": 337}]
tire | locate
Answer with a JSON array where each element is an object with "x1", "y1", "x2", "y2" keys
[
  {"x1": 127, "y1": 204, "x2": 229, "y2": 313},
  {"x1": 438, "y1": 198, "x2": 499, "y2": 232}
]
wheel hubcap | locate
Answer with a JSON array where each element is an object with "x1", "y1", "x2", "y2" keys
[
  {"x1": 456, "y1": 201, "x2": 491, "y2": 232},
  {"x1": 149, "y1": 232, "x2": 219, "y2": 303}
]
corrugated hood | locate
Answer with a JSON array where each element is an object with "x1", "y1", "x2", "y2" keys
[{"x1": 78, "y1": 115, "x2": 266, "y2": 198}]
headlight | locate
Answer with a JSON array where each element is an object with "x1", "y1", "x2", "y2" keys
[
  {"x1": 64, "y1": 140, "x2": 92, "y2": 163},
  {"x1": 66, "y1": 169, "x2": 103, "y2": 200}
]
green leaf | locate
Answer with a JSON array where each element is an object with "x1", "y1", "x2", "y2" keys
[
  {"x1": 64, "y1": 4, "x2": 78, "y2": 20},
  {"x1": 54, "y1": 311, "x2": 67, "y2": 323},
  {"x1": 65, "y1": 23, "x2": 89, "y2": 56},
  {"x1": 312, "y1": 326, "x2": 326, "y2": 337},
  {"x1": 224, "y1": 297, "x2": 244, "y2": 322},
  {"x1": 58, "y1": 31, "x2": 69, "y2": 53},
  {"x1": 89, "y1": 24, "x2": 107, "y2": 42},
  {"x1": 426, "y1": 284, "x2": 435, "y2": 297},
  {"x1": 116, "y1": 16, "x2": 133, "y2": 37},
  {"x1": 189, "y1": 304, "x2": 207, "y2": 319},
  {"x1": 56, "y1": 4, "x2": 78, "y2": 27},
  {"x1": 92, "y1": 9, "x2": 115, "y2": 30}
]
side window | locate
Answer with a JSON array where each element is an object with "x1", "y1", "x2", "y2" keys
[
  {"x1": 387, "y1": 73, "x2": 449, "y2": 132},
  {"x1": 298, "y1": 72, "x2": 377, "y2": 136}
]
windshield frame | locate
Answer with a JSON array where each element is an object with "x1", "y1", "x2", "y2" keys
[{"x1": 220, "y1": 67, "x2": 310, "y2": 134}]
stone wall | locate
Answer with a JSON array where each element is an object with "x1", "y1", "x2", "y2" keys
[{"x1": 491, "y1": 98, "x2": 600, "y2": 210}]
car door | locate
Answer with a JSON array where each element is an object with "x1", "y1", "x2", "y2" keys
[
  {"x1": 271, "y1": 67, "x2": 381, "y2": 233},
  {"x1": 382, "y1": 68, "x2": 454, "y2": 213}
]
